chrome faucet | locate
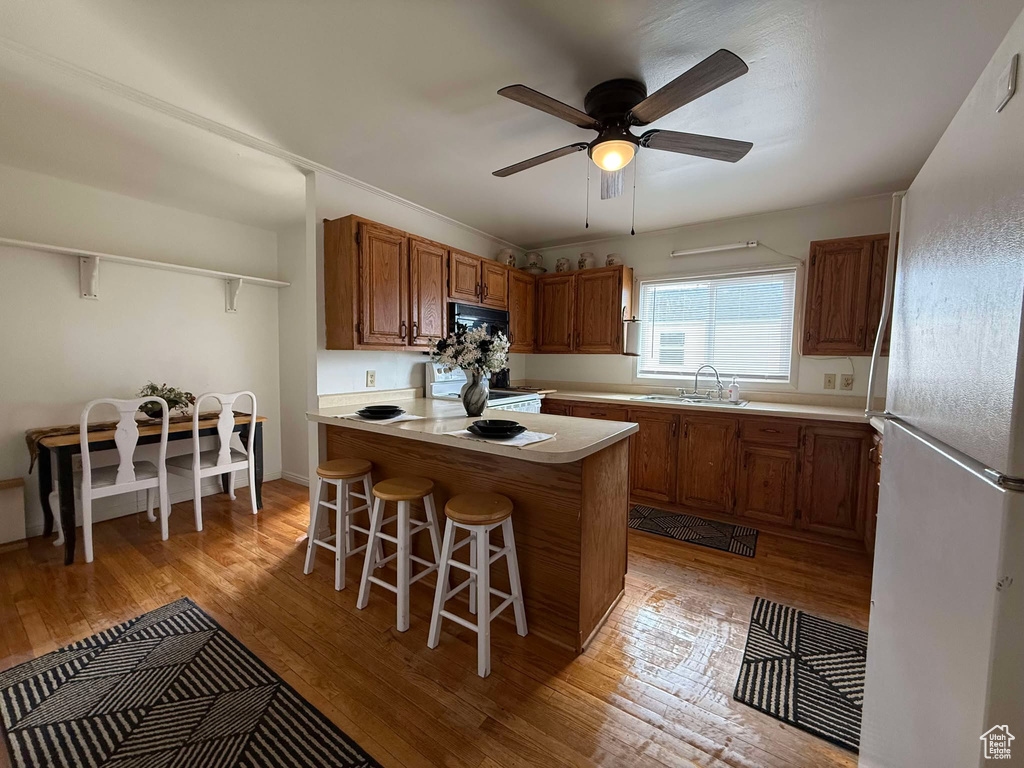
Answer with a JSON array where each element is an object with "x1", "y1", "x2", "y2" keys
[{"x1": 677, "y1": 364, "x2": 725, "y2": 400}]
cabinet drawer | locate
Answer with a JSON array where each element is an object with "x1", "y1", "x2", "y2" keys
[
  {"x1": 740, "y1": 419, "x2": 800, "y2": 447},
  {"x1": 571, "y1": 405, "x2": 629, "y2": 421}
]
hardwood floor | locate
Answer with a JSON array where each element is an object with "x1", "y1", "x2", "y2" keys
[{"x1": 0, "y1": 480, "x2": 872, "y2": 768}]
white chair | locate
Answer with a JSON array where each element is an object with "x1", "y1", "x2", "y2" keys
[
  {"x1": 80, "y1": 397, "x2": 171, "y2": 563},
  {"x1": 166, "y1": 391, "x2": 257, "y2": 531}
]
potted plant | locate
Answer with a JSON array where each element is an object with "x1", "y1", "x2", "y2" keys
[
  {"x1": 136, "y1": 382, "x2": 195, "y2": 419},
  {"x1": 429, "y1": 327, "x2": 509, "y2": 416}
]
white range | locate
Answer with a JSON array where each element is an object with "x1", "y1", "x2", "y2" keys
[{"x1": 424, "y1": 363, "x2": 541, "y2": 413}]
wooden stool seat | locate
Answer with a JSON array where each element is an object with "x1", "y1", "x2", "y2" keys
[
  {"x1": 373, "y1": 476, "x2": 434, "y2": 502},
  {"x1": 317, "y1": 458, "x2": 372, "y2": 480},
  {"x1": 444, "y1": 493, "x2": 513, "y2": 526}
]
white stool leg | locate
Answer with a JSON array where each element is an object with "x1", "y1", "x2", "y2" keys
[
  {"x1": 363, "y1": 474, "x2": 384, "y2": 568},
  {"x1": 357, "y1": 496, "x2": 384, "y2": 609},
  {"x1": 335, "y1": 479, "x2": 348, "y2": 591},
  {"x1": 475, "y1": 525, "x2": 491, "y2": 677},
  {"x1": 468, "y1": 529, "x2": 478, "y2": 615},
  {"x1": 159, "y1": 477, "x2": 170, "y2": 541},
  {"x1": 503, "y1": 518, "x2": 528, "y2": 636},
  {"x1": 192, "y1": 472, "x2": 203, "y2": 532},
  {"x1": 396, "y1": 499, "x2": 411, "y2": 632},
  {"x1": 344, "y1": 479, "x2": 355, "y2": 554},
  {"x1": 303, "y1": 477, "x2": 323, "y2": 575},
  {"x1": 428, "y1": 521, "x2": 456, "y2": 649}
]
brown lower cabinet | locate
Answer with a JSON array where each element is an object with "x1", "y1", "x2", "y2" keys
[{"x1": 551, "y1": 399, "x2": 875, "y2": 548}]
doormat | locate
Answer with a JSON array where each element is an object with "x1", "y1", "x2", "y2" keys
[
  {"x1": 628, "y1": 504, "x2": 758, "y2": 557},
  {"x1": 734, "y1": 596, "x2": 868, "y2": 752},
  {"x1": 0, "y1": 597, "x2": 381, "y2": 767}
]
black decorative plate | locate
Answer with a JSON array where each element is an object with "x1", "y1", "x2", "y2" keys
[
  {"x1": 467, "y1": 423, "x2": 527, "y2": 439},
  {"x1": 357, "y1": 408, "x2": 404, "y2": 420}
]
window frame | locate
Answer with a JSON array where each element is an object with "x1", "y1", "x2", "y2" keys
[{"x1": 632, "y1": 264, "x2": 803, "y2": 388}]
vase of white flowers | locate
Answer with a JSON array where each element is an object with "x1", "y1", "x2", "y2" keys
[{"x1": 429, "y1": 326, "x2": 510, "y2": 416}]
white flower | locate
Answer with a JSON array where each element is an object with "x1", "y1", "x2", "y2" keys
[{"x1": 429, "y1": 326, "x2": 509, "y2": 375}]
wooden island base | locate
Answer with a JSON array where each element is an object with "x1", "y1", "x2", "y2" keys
[{"x1": 326, "y1": 426, "x2": 629, "y2": 653}]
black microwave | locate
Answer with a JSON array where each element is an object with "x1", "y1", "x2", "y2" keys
[{"x1": 448, "y1": 302, "x2": 509, "y2": 339}]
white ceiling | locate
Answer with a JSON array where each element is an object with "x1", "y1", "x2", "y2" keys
[{"x1": 1, "y1": 0, "x2": 1021, "y2": 246}]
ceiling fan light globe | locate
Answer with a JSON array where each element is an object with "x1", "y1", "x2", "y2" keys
[{"x1": 591, "y1": 140, "x2": 635, "y2": 172}]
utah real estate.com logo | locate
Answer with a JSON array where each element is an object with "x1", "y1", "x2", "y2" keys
[{"x1": 980, "y1": 725, "x2": 1014, "y2": 760}]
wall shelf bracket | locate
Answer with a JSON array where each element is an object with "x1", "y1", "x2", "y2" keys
[
  {"x1": 79, "y1": 256, "x2": 100, "y2": 300},
  {"x1": 225, "y1": 278, "x2": 243, "y2": 313}
]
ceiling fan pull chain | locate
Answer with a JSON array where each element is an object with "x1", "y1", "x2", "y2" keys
[
  {"x1": 585, "y1": 159, "x2": 590, "y2": 229},
  {"x1": 630, "y1": 154, "x2": 638, "y2": 236}
]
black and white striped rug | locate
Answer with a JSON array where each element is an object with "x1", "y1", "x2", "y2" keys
[
  {"x1": 734, "y1": 597, "x2": 868, "y2": 752},
  {"x1": 0, "y1": 598, "x2": 380, "y2": 767},
  {"x1": 629, "y1": 505, "x2": 758, "y2": 557}
]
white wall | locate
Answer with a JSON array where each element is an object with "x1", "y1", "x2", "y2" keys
[
  {"x1": 0, "y1": 164, "x2": 282, "y2": 536},
  {"x1": 313, "y1": 172, "x2": 526, "y2": 397},
  {"x1": 526, "y1": 194, "x2": 896, "y2": 398}
]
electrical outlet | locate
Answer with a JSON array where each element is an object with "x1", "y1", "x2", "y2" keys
[
  {"x1": 366, "y1": 370, "x2": 376, "y2": 387},
  {"x1": 823, "y1": 373, "x2": 836, "y2": 390},
  {"x1": 840, "y1": 374, "x2": 854, "y2": 391}
]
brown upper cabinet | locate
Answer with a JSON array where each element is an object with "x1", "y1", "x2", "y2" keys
[
  {"x1": 324, "y1": 215, "x2": 447, "y2": 350},
  {"x1": 536, "y1": 265, "x2": 633, "y2": 354},
  {"x1": 448, "y1": 250, "x2": 508, "y2": 310},
  {"x1": 508, "y1": 270, "x2": 536, "y2": 353},
  {"x1": 408, "y1": 237, "x2": 448, "y2": 347},
  {"x1": 449, "y1": 250, "x2": 482, "y2": 304},
  {"x1": 803, "y1": 233, "x2": 892, "y2": 356},
  {"x1": 481, "y1": 260, "x2": 508, "y2": 309},
  {"x1": 536, "y1": 273, "x2": 576, "y2": 353}
]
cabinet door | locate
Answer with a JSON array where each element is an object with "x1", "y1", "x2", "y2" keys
[
  {"x1": 409, "y1": 237, "x2": 447, "y2": 347},
  {"x1": 575, "y1": 268, "x2": 623, "y2": 353},
  {"x1": 358, "y1": 222, "x2": 408, "y2": 346},
  {"x1": 536, "y1": 274, "x2": 576, "y2": 353},
  {"x1": 736, "y1": 443, "x2": 798, "y2": 525},
  {"x1": 449, "y1": 250, "x2": 481, "y2": 303},
  {"x1": 798, "y1": 425, "x2": 868, "y2": 539},
  {"x1": 803, "y1": 237, "x2": 874, "y2": 355},
  {"x1": 628, "y1": 409, "x2": 678, "y2": 503},
  {"x1": 540, "y1": 399, "x2": 571, "y2": 416},
  {"x1": 867, "y1": 236, "x2": 894, "y2": 356},
  {"x1": 678, "y1": 415, "x2": 738, "y2": 514},
  {"x1": 508, "y1": 270, "x2": 535, "y2": 353},
  {"x1": 480, "y1": 261, "x2": 508, "y2": 309}
]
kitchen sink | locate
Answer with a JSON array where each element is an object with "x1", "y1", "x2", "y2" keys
[{"x1": 631, "y1": 395, "x2": 748, "y2": 407}]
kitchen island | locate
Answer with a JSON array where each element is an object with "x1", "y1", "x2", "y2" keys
[{"x1": 308, "y1": 398, "x2": 638, "y2": 653}]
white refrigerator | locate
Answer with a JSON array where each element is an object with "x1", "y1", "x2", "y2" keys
[{"x1": 859, "y1": 10, "x2": 1024, "y2": 768}]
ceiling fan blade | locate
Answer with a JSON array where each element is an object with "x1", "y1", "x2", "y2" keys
[
  {"x1": 628, "y1": 50, "x2": 748, "y2": 126},
  {"x1": 492, "y1": 143, "x2": 589, "y2": 177},
  {"x1": 641, "y1": 130, "x2": 752, "y2": 162},
  {"x1": 498, "y1": 85, "x2": 600, "y2": 130}
]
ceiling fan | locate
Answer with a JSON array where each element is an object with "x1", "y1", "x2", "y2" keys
[{"x1": 492, "y1": 49, "x2": 753, "y2": 182}]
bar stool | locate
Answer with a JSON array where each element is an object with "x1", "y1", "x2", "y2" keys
[
  {"x1": 303, "y1": 458, "x2": 380, "y2": 591},
  {"x1": 356, "y1": 476, "x2": 443, "y2": 631},
  {"x1": 428, "y1": 492, "x2": 528, "y2": 677}
]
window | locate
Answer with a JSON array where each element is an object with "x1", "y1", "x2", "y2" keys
[{"x1": 636, "y1": 268, "x2": 797, "y2": 382}]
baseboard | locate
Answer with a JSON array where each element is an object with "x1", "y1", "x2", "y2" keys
[
  {"x1": 281, "y1": 471, "x2": 309, "y2": 486},
  {"x1": 24, "y1": 470, "x2": 283, "y2": 539}
]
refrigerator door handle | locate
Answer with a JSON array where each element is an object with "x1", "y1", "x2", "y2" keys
[
  {"x1": 984, "y1": 468, "x2": 1024, "y2": 491},
  {"x1": 865, "y1": 191, "x2": 906, "y2": 418}
]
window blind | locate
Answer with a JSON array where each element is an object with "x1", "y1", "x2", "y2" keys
[{"x1": 637, "y1": 268, "x2": 797, "y2": 381}]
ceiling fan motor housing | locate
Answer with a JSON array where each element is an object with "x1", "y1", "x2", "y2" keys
[{"x1": 583, "y1": 78, "x2": 648, "y2": 122}]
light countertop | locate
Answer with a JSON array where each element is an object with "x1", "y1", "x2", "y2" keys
[
  {"x1": 544, "y1": 389, "x2": 874, "y2": 425},
  {"x1": 307, "y1": 397, "x2": 638, "y2": 465}
]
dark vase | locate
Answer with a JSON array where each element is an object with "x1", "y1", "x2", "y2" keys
[{"x1": 460, "y1": 370, "x2": 489, "y2": 417}]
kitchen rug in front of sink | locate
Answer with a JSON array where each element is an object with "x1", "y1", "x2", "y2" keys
[
  {"x1": 628, "y1": 504, "x2": 758, "y2": 557},
  {"x1": 734, "y1": 596, "x2": 868, "y2": 753}
]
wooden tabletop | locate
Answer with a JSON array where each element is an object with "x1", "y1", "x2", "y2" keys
[{"x1": 38, "y1": 415, "x2": 267, "y2": 448}]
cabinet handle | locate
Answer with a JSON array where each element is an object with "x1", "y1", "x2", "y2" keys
[
  {"x1": 682, "y1": 422, "x2": 688, "y2": 438},
  {"x1": 856, "y1": 326, "x2": 865, "y2": 345},
  {"x1": 475, "y1": 283, "x2": 480, "y2": 297},
  {"x1": 670, "y1": 421, "x2": 677, "y2": 437},
  {"x1": 482, "y1": 283, "x2": 488, "y2": 300},
  {"x1": 411, "y1": 320, "x2": 418, "y2": 338},
  {"x1": 400, "y1": 320, "x2": 407, "y2": 338},
  {"x1": 761, "y1": 428, "x2": 780, "y2": 434}
]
